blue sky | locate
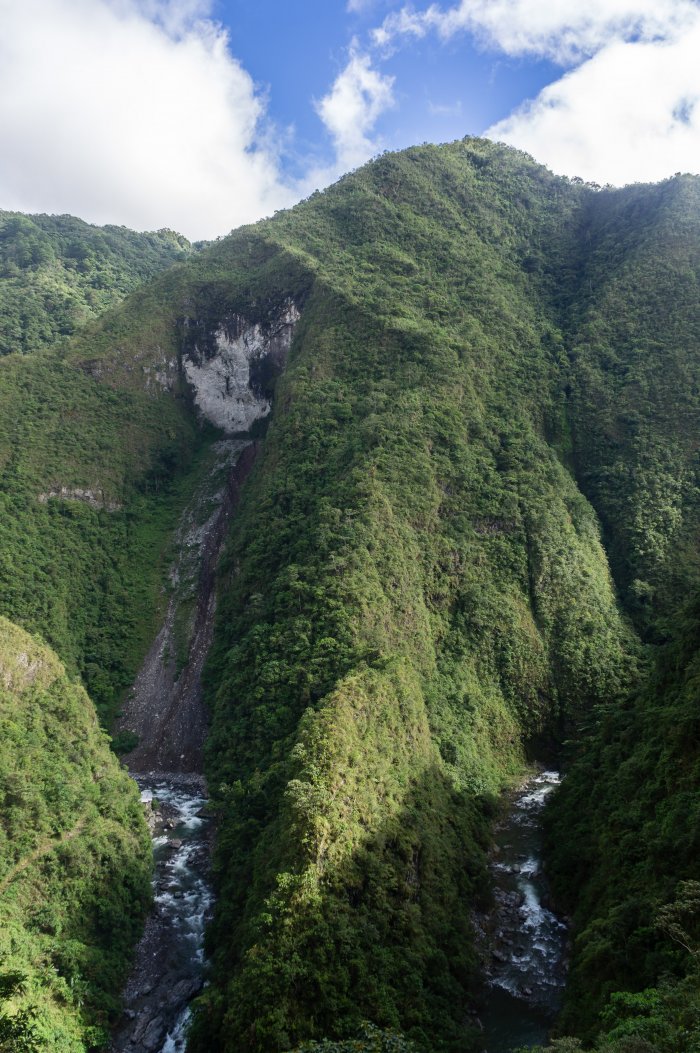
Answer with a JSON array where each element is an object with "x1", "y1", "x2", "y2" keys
[
  {"x1": 210, "y1": 0, "x2": 559, "y2": 179},
  {"x1": 1, "y1": 0, "x2": 700, "y2": 238}
]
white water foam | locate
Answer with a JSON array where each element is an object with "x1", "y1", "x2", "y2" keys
[
  {"x1": 480, "y1": 769, "x2": 568, "y2": 1051},
  {"x1": 129, "y1": 779, "x2": 213, "y2": 1053}
]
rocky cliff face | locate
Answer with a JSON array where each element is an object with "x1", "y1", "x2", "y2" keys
[{"x1": 182, "y1": 300, "x2": 300, "y2": 433}]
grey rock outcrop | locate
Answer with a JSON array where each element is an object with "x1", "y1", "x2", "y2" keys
[{"x1": 182, "y1": 300, "x2": 300, "y2": 433}]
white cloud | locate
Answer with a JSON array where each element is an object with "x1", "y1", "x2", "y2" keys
[
  {"x1": 373, "y1": 0, "x2": 698, "y2": 62},
  {"x1": 371, "y1": 0, "x2": 700, "y2": 184},
  {"x1": 0, "y1": 0, "x2": 294, "y2": 239},
  {"x1": 314, "y1": 49, "x2": 395, "y2": 172},
  {"x1": 487, "y1": 28, "x2": 700, "y2": 185},
  {"x1": 5, "y1": 0, "x2": 699, "y2": 238},
  {"x1": 133, "y1": 0, "x2": 213, "y2": 36}
]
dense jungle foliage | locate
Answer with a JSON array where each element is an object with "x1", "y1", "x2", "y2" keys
[
  {"x1": 0, "y1": 224, "x2": 213, "y2": 1049},
  {"x1": 0, "y1": 210, "x2": 192, "y2": 355},
  {"x1": 543, "y1": 172, "x2": 700, "y2": 1051},
  {"x1": 0, "y1": 341, "x2": 212, "y2": 727},
  {"x1": 0, "y1": 617, "x2": 150, "y2": 1050},
  {"x1": 1, "y1": 138, "x2": 700, "y2": 1051},
  {"x1": 183, "y1": 144, "x2": 700, "y2": 1052},
  {"x1": 183, "y1": 141, "x2": 642, "y2": 1053}
]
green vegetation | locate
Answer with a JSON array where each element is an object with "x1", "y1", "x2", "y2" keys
[
  {"x1": 0, "y1": 342, "x2": 210, "y2": 726},
  {"x1": 0, "y1": 209, "x2": 205, "y2": 728},
  {"x1": 0, "y1": 617, "x2": 151, "y2": 1050},
  {"x1": 291, "y1": 1023, "x2": 419, "y2": 1051},
  {"x1": 183, "y1": 143, "x2": 700, "y2": 1051},
  {"x1": 0, "y1": 217, "x2": 217, "y2": 1050},
  {"x1": 1, "y1": 138, "x2": 700, "y2": 1051},
  {"x1": 0, "y1": 210, "x2": 192, "y2": 356},
  {"x1": 543, "y1": 174, "x2": 700, "y2": 1050},
  {"x1": 179, "y1": 141, "x2": 639, "y2": 1051}
]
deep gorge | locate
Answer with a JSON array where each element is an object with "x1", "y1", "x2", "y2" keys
[{"x1": 1, "y1": 138, "x2": 700, "y2": 1053}]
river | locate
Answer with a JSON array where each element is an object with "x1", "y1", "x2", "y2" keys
[
  {"x1": 111, "y1": 776, "x2": 213, "y2": 1052},
  {"x1": 479, "y1": 770, "x2": 568, "y2": 1052}
]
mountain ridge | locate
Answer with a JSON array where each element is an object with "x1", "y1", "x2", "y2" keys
[{"x1": 0, "y1": 138, "x2": 699, "y2": 1051}]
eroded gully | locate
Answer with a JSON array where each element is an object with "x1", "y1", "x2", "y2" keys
[{"x1": 111, "y1": 440, "x2": 257, "y2": 1053}]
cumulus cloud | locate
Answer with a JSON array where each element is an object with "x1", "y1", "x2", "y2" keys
[
  {"x1": 488, "y1": 28, "x2": 700, "y2": 185},
  {"x1": 314, "y1": 49, "x2": 395, "y2": 172},
  {"x1": 373, "y1": 0, "x2": 698, "y2": 60},
  {"x1": 0, "y1": 0, "x2": 294, "y2": 239},
  {"x1": 371, "y1": 0, "x2": 700, "y2": 184},
  {"x1": 134, "y1": 0, "x2": 213, "y2": 36}
]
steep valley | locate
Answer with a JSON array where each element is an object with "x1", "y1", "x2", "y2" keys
[
  {"x1": 111, "y1": 437, "x2": 256, "y2": 1052},
  {"x1": 1, "y1": 138, "x2": 700, "y2": 1053}
]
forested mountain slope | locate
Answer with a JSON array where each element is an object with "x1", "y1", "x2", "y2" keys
[
  {"x1": 0, "y1": 222, "x2": 210, "y2": 1049},
  {"x1": 182, "y1": 143, "x2": 641, "y2": 1053},
  {"x1": 544, "y1": 175, "x2": 700, "y2": 1049},
  {"x1": 0, "y1": 210, "x2": 193, "y2": 355},
  {"x1": 0, "y1": 617, "x2": 150, "y2": 1051},
  {"x1": 1, "y1": 139, "x2": 700, "y2": 1052}
]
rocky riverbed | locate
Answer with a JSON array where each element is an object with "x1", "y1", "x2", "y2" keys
[
  {"x1": 479, "y1": 771, "x2": 568, "y2": 1052},
  {"x1": 111, "y1": 777, "x2": 213, "y2": 1052}
]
